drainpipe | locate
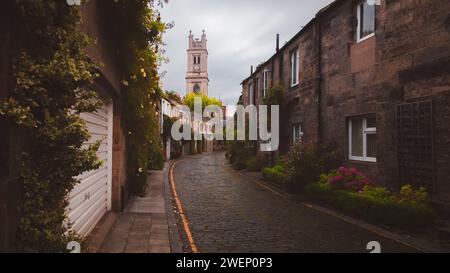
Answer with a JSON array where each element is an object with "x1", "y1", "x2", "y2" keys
[{"x1": 316, "y1": 17, "x2": 323, "y2": 146}]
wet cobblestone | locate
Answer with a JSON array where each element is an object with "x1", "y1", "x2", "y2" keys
[{"x1": 173, "y1": 153, "x2": 416, "y2": 253}]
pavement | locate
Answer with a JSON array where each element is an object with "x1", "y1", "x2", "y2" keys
[
  {"x1": 98, "y1": 168, "x2": 173, "y2": 253},
  {"x1": 171, "y1": 152, "x2": 420, "y2": 253}
]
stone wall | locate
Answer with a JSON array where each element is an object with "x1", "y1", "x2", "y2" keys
[{"x1": 241, "y1": 0, "x2": 450, "y2": 200}]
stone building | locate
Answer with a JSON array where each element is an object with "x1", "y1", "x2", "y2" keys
[
  {"x1": 186, "y1": 30, "x2": 209, "y2": 96},
  {"x1": 241, "y1": 0, "x2": 450, "y2": 204}
]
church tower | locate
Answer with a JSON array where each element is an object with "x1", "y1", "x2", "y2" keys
[{"x1": 186, "y1": 30, "x2": 209, "y2": 96}]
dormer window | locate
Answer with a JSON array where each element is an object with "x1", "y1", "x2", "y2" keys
[{"x1": 357, "y1": 0, "x2": 376, "y2": 42}]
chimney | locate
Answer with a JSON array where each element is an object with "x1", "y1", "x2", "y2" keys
[
  {"x1": 276, "y1": 33, "x2": 280, "y2": 52},
  {"x1": 251, "y1": 65, "x2": 254, "y2": 75}
]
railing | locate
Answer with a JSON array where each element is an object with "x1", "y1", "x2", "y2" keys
[{"x1": 0, "y1": 176, "x2": 22, "y2": 253}]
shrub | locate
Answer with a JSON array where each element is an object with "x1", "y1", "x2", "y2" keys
[
  {"x1": 262, "y1": 163, "x2": 289, "y2": 187},
  {"x1": 306, "y1": 170, "x2": 436, "y2": 229},
  {"x1": 327, "y1": 166, "x2": 374, "y2": 191},
  {"x1": 285, "y1": 142, "x2": 339, "y2": 192},
  {"x1": 246, "y1": 157, "x2": 266, "y2": 172}
]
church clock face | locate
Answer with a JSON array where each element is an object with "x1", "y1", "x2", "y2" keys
[
  {"x1": 194, "y1": 65, "x2": 200, "y2": 72},
  {"x1": 193, "y1": 84, "x2": 200, "y2": 94}
]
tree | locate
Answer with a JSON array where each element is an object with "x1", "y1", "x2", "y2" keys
[
  {"x1": 165, "y1": 91, "x2": 183, "y2": 104},
  {"x1": 183, "y1": 93, "x2": 223, "y2": 111}
]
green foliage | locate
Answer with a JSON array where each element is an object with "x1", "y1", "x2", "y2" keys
[
  {"x1": 245, "y1": 157, "x2": 266, "y2": 172},
  {"x1": 226, "y1": 138, "x2": 257, "y2": 170},
  {"x1": 162, "y1": 114, "x2": 177, "y2": 140},
  {"x1": 0, "y1": 1, "x2": 102, "y2": 252},
  {"x1": 114, "y1": 0, "x2": 168, "y2": 195},
  {"x1": 285, "y1": 142, "x2": 339, "y2": 192},
  {"x1": 183, "y1": 93, "x2": 223, "y2": 111},
  {"x1": 263, "y1": 81, "x2": 284, "y2": 106},
  {"x1": 309, "y1": 171, "x2": 435, "y2": 229},
  {"x1": 262, "y1": 163, "x2": 289, "y2": 187},
  {"x1": 399, "y1": 185, "x2": 429, "y2": 204},
  {"x1": 306, "y1": 183, "x2": 436, "y2": 229},
  {"x1": 164, "y1": 91, "x2": 183, "y2": 104}
]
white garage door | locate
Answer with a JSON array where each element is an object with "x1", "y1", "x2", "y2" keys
[{"x1": 67, "y1": 103, "x2": 113, "y2": 237}]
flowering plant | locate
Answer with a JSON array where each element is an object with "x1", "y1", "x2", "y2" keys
[{"x1": 327, "y1": 166, "x2": 374, "y2": 191}]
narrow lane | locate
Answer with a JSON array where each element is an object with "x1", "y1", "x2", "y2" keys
[{"x1": 172, "y1": 152, "x2": 417, "y2": 253}]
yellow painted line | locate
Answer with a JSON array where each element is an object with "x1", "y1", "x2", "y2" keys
[{"x1": 169, "y1": 161, "x2": 199, "y2": 253}]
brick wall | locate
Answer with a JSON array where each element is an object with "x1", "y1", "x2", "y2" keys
[{"x1": 241, "y1": 0, "x2": 450, "y2": 200}]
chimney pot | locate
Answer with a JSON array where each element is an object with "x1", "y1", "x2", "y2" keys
[
  {"x1": 251, "y1": 65, "x2": 254, "y2": 75},
  {"x1": 276, "y1": 34, "x2": 280, "y2": 52}
]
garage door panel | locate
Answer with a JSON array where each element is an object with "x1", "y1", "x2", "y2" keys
[
  {"x1": 76, "y1": 200, "x2": 107, "y2": 236},
  {"x1": 70, "y1": 195, "x2": 107, "y2": 235},
  {"x1": 85, "y1": 123, "x2": 108, "y2": 136},
  {"x1": 83, "y1": 134, "x2": 107, "y2": 146},
  {"x1": 80, "y1": 112, "x2": 108, "y2": 126},
  {"x1": 81, "y1": 142, "x2": 108, "y2": 153},
  {"x1": 68, "y1": 182, "x2": 107, "y2": 225},
  {"x1": 68, "y1": 102, "x2": 112, "y2": 237},
  {"x1": 69, "y1": 169, "x2": 107, "y2": 202},
  {"x1": 76, "y1": 164, "x2": 107, "y2": 181}
]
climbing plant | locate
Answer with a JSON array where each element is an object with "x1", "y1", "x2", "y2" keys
[
  {"x1": 108, "y1": 0, "x2": 168, "y2": 195},
  {"x1": 0, "y1": 1, "x2": 102, "y2": 252}
]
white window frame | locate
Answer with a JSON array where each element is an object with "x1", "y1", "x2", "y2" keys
[
  {"x1": 292, "y1": 123, "x2": 303, "y2": 144},
  {"x1": 348, "y1": 117, "x2": 377, "y2": 162},
  {"x1": 263, "y1": 69, "x2": 269, "y2": 97},
  {"x1": 290, "y1": 49, "x2": 299, "y2": 87},
  {"x1": 356, "y1": 0, "x2": 376, "y2": 43}
]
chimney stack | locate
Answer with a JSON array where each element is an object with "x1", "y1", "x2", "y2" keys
[
  {"x1": 251, "y1": 65, "x2": 254, "y2": 75},
  {"x1": 276, "y1": 33, "x2": 280, "y2": 52}
]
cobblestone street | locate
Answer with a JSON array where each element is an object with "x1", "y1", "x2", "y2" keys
[{"x1": 171, "y1": 152, "x2": 417, "y2": 253}]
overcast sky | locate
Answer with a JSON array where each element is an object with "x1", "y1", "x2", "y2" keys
[{"x1": 159, "y1": 0, "x2": 334, "y2": 105}]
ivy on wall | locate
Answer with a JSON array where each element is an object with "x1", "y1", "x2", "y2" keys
[
  {"x1": 0, "y1": 0, "x2": 169, "y2": 251},
  {"x1": 0, "y1": 1, "x2": 102, "y2": 252},
  {"x1": 105, "y1": 0, "x2": 168, "y2": 195}
]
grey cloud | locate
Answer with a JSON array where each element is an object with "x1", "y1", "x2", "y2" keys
[{"x1": 159, "y1": 0, "x2": 334, "y2": 105}]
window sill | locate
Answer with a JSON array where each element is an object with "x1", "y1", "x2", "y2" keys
[
  {"x1": 290, "y1": 83, "x2": 299, "y2": 88},
  {"x1": 349, "y1": 157, "x2": 377, "y2": 163},
  {"x1": 356, "y1": 33, "x2": 375, "y2": 44}
]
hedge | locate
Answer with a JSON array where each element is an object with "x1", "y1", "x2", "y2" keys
[
  {"x1": 262, "y1": 165, "x2": 289, "y2": 187},
  {"x1": 305, "y1": 183, "x2": 436, "y2": 229}
]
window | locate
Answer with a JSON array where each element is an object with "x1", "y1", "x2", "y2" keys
[
  {"x1": 249, "y1": 83, "x2": 255, "y2": 105},
  {"x1": 290, "y1": 49, "x2": 299, "y2": 87},
  {"x1": 349, "y1": 117, "x2": 377, "y2": 162},
  {"x1": 263, "y1": 69, "x2": 270, "y2": 97},
  {"x1": 292, "y1": 123, "x2": 303, "y2": 144},
  {"x1": 357, "y1": 0, "x2": 376, "y2": 42},
  {"x1": 193, "y1": 55, "x2": 201, "y2": 65}
]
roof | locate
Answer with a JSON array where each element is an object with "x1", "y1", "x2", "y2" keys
[{"x1": 240, "y1": 0, "x2": 343, "y2": 85}]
